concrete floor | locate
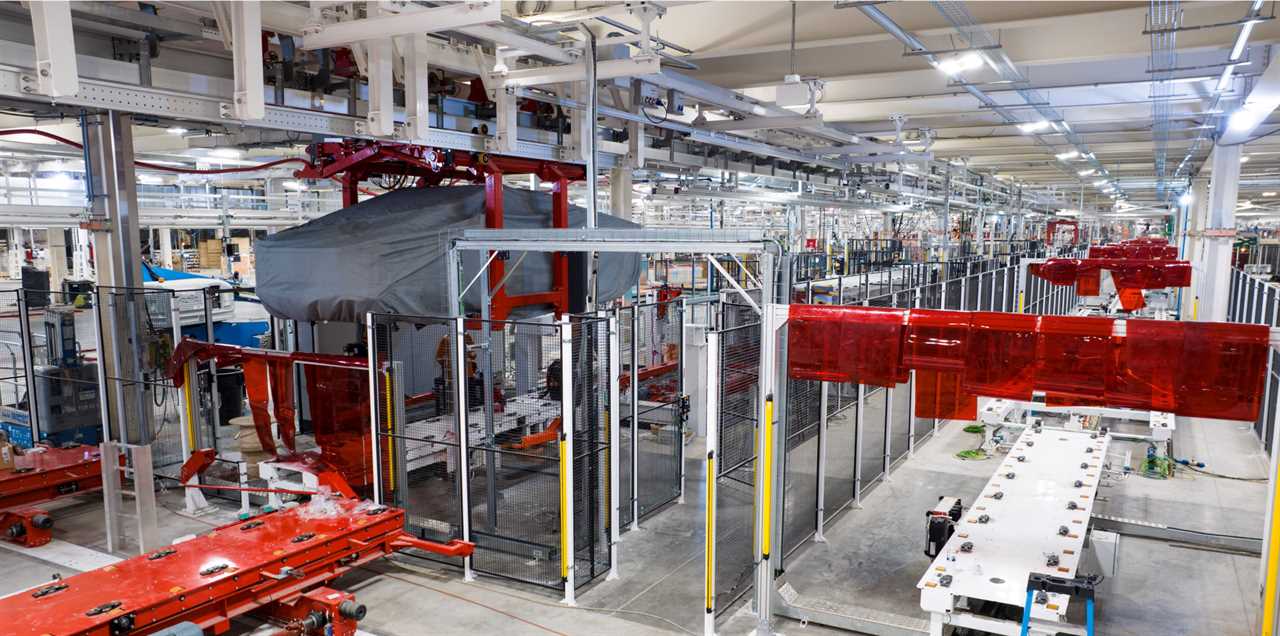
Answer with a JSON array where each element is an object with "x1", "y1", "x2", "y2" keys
[
  {"x1": 0, "y1": 406, "x2": 1267, "y2": 635},
  {"x1": 773, "y1": 414, "x2": 1267, "y2": 636}
]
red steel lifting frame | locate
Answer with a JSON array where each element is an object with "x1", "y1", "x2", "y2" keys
[
  {"x1": 0, "y1": 497, "x2": 472, "y2": 636},
  {"x1": 0, "y1": 445, "x2": 106, "y2": 547},
  {"x1": 295, "y1": 141, "x2": 587, "y2": 321}
]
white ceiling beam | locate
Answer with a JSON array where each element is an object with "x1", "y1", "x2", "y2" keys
[
  {"x1": 699, "y1": 113, "x2": 823, "y2": 132},
  {"x1": 298, "y1": 1, "x2": 500, "y2": 50},
  {"x1": 495, "y1": 56, "x2": 660, "y2": 87}
]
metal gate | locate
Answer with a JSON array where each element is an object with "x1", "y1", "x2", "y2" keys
[
  {"x1": 713, "y1": 305, "x2": 760, "y2": 618},
  {"x1": 619, "y1": 298, "x2": 685, "y2": 527}
]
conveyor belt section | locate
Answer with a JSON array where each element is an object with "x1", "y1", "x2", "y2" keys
[
  {"x1": 0, "y1": 498, "x2": 471, "y2": 636},
  {"x1": 917, "y1": 426, "x2": 1109, "y2": 636},
  {"x1": 0, "y1": 445, "x2": 105, "y2": 547}
]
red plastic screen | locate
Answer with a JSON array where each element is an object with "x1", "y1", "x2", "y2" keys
[
  {"x1": 1175, "y1": 322, "x2": 1270, "y2": 420},
  {"x1": 904, "y1": 309, "x2": 968, "y2": 371},
  {"x1": 1036, "y1": 315, "x2": 1114, "y2": 398},
  {"x1": 788, "y1": 304, "x2": 853, "y2": 383},
  {"x1": 785, "y1": 305, "x2": 1269, "y2": 422},
  {"x1": 963, "y1": 312, "x2": 1039, "y2": 400},
  {"x1": 915, "y1": 369, "x2": 977, "y2": 420},
  {"x1": 1104, "y1": 318, "x2": 1182, "y2": 411}
]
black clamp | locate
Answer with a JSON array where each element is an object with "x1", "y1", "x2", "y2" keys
[{"x1": 1025, "y1": 573, "x2": 1099, "y2": 605}]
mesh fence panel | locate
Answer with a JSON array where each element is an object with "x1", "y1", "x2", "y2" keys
[
  {"x1": 570, "y1": 315, "x2": 611, "y2": 587},
  {"x1": 634, "y1": 300, "x2": 683, "y2": 519},
  {"x1": 716, "y1": 317, "x2": 759, "y2": 617},
  {"x1": 860, "y1": 387, "x2": 887, "y2": 486},
  {"x1": 782, "y1": 374, "x2": 820, "y2": 559},
  {"x1": 371, "y1": 314, "x2": 464, "y2": 569}
]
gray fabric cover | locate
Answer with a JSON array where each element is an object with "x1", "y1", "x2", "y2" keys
[{"x1": 255, "y1": 185, "x2": 641, "y2": 322}]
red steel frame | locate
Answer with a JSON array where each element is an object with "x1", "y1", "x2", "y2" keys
[
  {"x1": 295, "y1": 141, "x2": 586, "y2": 320},
  {"x1": 0, "y1": 497, "x2": 471, "y2": 636},
  {"x1": 0, "y1": 445, "x2": 106, "y2": 547},
  {"x1": 1046, "y1": 219, "x2": 1080, "y2": 245}
]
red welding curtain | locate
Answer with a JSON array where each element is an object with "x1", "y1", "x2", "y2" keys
[
  {"x1": 1036, "y1": 316, "x2": 1114, "y2": 398},
  {"x1": 268, "y1": 359, "x2": 297, "y2": 452},
  {"x1": 789, "y1": 305, "x2": 907, "y2": 387},
  {"x1": 242, "y1": 359, "x2": 276, "y2": 454},
  {"x1": 915, "y1": 369, "x2": 977, "y2": 420},
  {"x1": 963, "y1": 312, "x2": 1038, "y2": 400},
  {"x1": 304, "y1": 365, "x2": 374, "y2": 491},
  {"x1": 785, "y1": 306, "x2": 1271, "y2": 422},
  {"x1": 1175, "y1": 322, "x2": 1269, "y2": 420}
]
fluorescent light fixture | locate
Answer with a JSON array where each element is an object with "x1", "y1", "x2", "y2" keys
[
  {"x1": 1055, "y1": 150, "x2": 1080, "y2": 160},
  {"x1": 1228, "y1": 106, "x2": 1265, "y2": 132},
  {"x1": 1242, "y1": 155, "x2": 1251, "y2": 163},
  {"x1": 1179, "y1": 192, "x2": 1193, "y2": 206},
  {"x1": 935, "y1": 51, "x2": 984, "y2": 76},
  {"x1": 1018, "y1": 120, "x2": 1051, "y2": 134},
  {"x1": 1265, "y1": 191, "x2": 1277, "y2": 197},
  {"x1": 137, "y1": 174, "x2": 163, "y2": 185},
  {"x1": 1078, "y1": 169, "x2": 1096, "y2": 176},
  {"x1": 1058, "y1": 209, "x2": 1080, "y2": 216},
  {"x1": 1230, "y1": 20, "x2": 1256, "y2": 61},
  {"x1": 1092, "y1": 179, "x2": 1107, "y2": 186},
  {"x1": 47, "y1": 172, "x2": 73, "y2": 189},
  {"x1": 1216, "y1": 66, "x2": 1235, "y2": 93},
  {"x1": 166, "y1": 127, "x2": 188, "y2": 136},
  {"x1": 282, "y1": 180, "x2": 308, "y2": 192},
  {"x1": 209, "y1": 147, "x2": 242, "y2": 159}
]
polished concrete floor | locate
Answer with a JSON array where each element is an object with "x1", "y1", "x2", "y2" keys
[{"x1": 0, "y1": 406, "x2": 1267, "y2": 635}]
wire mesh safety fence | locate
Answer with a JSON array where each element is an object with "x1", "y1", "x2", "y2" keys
[
  {"x1": 370, "y1": 314, "x2": 465, "y2": 569},
  {"x1": 629, "y1": 299, "x2": 684, "y2": 521},
  {"x1": 569, "y1": 315, "x2": 612, "y2": 586},
  {"x1": 369, "y1": 312, "x2": 612, "y2": 590},
  {"x1": 714, "y1": 317, "x2": 761, "y2": 617},
  {"x1": 1228, "y1": 269, "x2": 1280, "y2": 452},
  {"x1": 92, "y1": 287, "x2": 189, "y2": 465}
]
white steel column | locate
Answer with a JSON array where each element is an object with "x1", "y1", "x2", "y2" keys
[
  {"x1": 1197, "y1": 144, "x2": 1241, "y2": 322},
  {"x1": 46, "y1": 226, "x2": 66, "y2": 292},
  {"x1": 815, "y1": 381, "x2": 829, "y2": 543},
  {"x1": 607, "y1": 312, "x2": 621, "y2": 581},
  {"x1": 158, "y1": 227, "x2": 173, "y2": 270},
  {"x1": 454, "y1": 316, "x2": 474, "y2": 582},
  {"x1": 559, "y1": 314, "x2": 576, "y2": 606}
]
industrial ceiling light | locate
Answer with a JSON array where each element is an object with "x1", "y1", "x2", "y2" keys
[
  {"x1": 282, "y1": 180, "x2": 308, "y2": 192},
  {"x1": 165, "y1": 127, "x2": 188, "y2": 136},
  {"x1": 1055, "y1": 150, "x2": 1080, "y2": 160},
  {"x1": 1179, "y1": 192, "x2": 1194, "y2": 206},
  {"x1": 935, "y1": 51, "x2": 984, "y2": 77},
  {"x1": 209, "y1": 147, "x2": 242, "y2": 159},
  {"x1": 1265, "y1": 191, "x2": 1277, "y2": 197},
  {"x1": 1018, "y1": 120, "x2": 1051, "y2": 134},
  {"x1": 1216, "y1": 66, "x2": 1236, "y2": 93},
  {"x1": 1230, "y1": 19, "x2": 1258, "y2": 61},
  {"x1": 1078, "y1": 169, "x2": 1096, "y2": 176},
  {"x1": 1092, "y1": 179, "x2": 1107, "y2": 186},
  {"x1": 1241, "y1": 155, "x2": 1251, "y2": 163}
]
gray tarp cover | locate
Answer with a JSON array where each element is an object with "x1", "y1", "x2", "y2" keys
[{"x1": 255, "y1": 185, "x2": 642, "y2": 322}]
